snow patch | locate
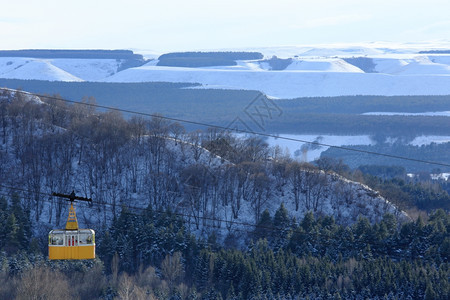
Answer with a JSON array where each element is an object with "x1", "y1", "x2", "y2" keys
[
  {"x1": 409, "y1": 135, "x2": 450, "y2": 146},
  {"x1": 265, "y1": 134, "x2": 374, "y2": 161},
  {"x1": 286, "y1": 58, "x2": 364, "y2": 73}
]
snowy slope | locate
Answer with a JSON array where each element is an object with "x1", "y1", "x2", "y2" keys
[
  {"x1": 286, "y1": 58, "x2": 364, "y2": 72},
  {"x1": 49, "y1": 58, "x2": 120, "y2": 81},
  {"x1": 393, "y1": 56, "x2": 450, "y2": 75},
  {"x1": 298, "y1": 46, "x2": 384, "y2": 57},
  {"x1": 373, "y1": 58, "x2": 410, "y2": 74},
  {"x1": 0, "y1": 57, "x2": 83, "y2": 81},
  {"x1": 0, "y1": 87, "x2": 44, "y2": 104},
  {"x1": 0, "y1": 57, "x2": 120, "y2": 81},
  {"x1": 430, "y1": 55, "x2": 450, "y2": 65}
]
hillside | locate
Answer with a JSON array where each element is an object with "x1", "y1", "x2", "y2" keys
[
  {"x1": 0, "y1": 89, "x2": 408, "y2": 242},
  {"x1": 1, "y1": 89, "x2": 449, "y2": 299}
]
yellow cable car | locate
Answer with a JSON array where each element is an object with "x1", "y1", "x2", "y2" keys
[{"x1": 48, "y1": 192, "x2": 95, "y2": 260}]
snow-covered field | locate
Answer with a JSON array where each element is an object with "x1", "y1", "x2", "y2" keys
[
  {"x1": 363, "y1": 111, "x2": 450, "y2": 117},
  {"x1": 1, "y1": 42, "x2": 450, "y2": 98},
  {"x1": 104, "y1": 67, "x2": 450, "y2": 98},
  {"x1": 264, "y1": 134, "x2": 374, "y2": 162},
  {"x1": 409, "y1": 135, "x2": 450, "y2": 146}
]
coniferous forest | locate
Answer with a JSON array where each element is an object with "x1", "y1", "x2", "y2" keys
[
  {"x1": 0, "y1": 89, "x2": 448, "y2": 299},
  {"x1": 0, "y1": 199, "x2": 448, "y2": 299}
]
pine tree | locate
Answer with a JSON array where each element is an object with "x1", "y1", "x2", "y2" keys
[
  {"x1": 187, "y1": 288, "x2": 199, "y2": 300},
  {"x1": 4, "y1": 213, "x2": 19, "y2": 254},
  {"x1": 424, "y1": 281, "x2": 437, "y2": 300},
  {"x1": 7, "y1": 194, "x2": 31, "y2": 251},
  {"x1": 0, "y1": 196, "x2": 8, "y2": 249},
  {"x1": 300, "y1": 211, "x2": 315, "y2": 232},
  {"x1": 273, "y1": 203, "x2": 289, "y2": 229},
  {"x1": 272, "y1": 203, "x2": 291, "y2": 250},
  {"x1": 226, "y1": 284, "x2": 237, "y2": 300},
  {"x1": 254, "y1": 209, "x2": 272, "y2": 241},
  {"x1": 195, "y1": 249, "x2": 213, "y2": 291}
]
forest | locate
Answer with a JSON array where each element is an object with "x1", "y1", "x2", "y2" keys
[
  {"x1": 157, "y1": 52, "x2": 264, "y2": 68},
  {"x1": 0, "y1": 195, "x2": 448, "y2": 299},
  {"x1": 0, "y1": 49, "x2": 145, "y2": 60},
  {"x1": 0, "y1": 79, "x2": 448, "y2": 136},
  {"x1": 321, "y1": 142, "x2": 450, "y2": 173},
  {"x1": 0, "y1": 89, "x2": 448, "y2": 299},
  {"x1": 1, "y1": 79, "x2": 449, "y2": 173}
]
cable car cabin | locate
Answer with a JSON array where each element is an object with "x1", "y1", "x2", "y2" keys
[
  {"x1": 48, "y1": 191, "x2": 95, "y2": 260},
  {"x1": 48, "y1": 229, "x2": 95, "y2": 260}
]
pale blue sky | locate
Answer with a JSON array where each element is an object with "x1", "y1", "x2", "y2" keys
[{"x1": 1, "y1": 0, "x2": 449, "y2": 52}]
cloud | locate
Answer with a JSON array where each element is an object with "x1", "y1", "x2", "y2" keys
[
  {"x1": 293, "y1": 14, "x2": 371, "y2": 29},
  {"x1": 414, "y1": 20, "x2": 450, "y2": 34},
  {"x1": 401, "y1": 20, "x2": 450, "y2": 41}
]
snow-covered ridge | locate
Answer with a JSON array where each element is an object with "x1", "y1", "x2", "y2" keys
[
  {"x1": 0, "y1": 87, "x2": 43, "y2": 104},
  {"x1": 1, "y1": 42, "x2": 450, "y2": 98}
]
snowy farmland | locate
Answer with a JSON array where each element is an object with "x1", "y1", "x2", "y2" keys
[{"x1": 1, "y1": 43, "x2": 450, "y2": 98}]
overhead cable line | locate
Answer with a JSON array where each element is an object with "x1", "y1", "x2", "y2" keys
[
  {"x1": 2, "y1": 88, "x2": 449, "y2": 168},
  {"x1": 0, "y1": 184, "x2": 312, "y2": 236}
]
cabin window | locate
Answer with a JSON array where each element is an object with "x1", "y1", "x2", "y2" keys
[
  {"x1": 49, "y1": 234, "x2": 64, "y2": 245},
  {"x1": 79, "y1": 232, "x2": 94, "y2": 245}
]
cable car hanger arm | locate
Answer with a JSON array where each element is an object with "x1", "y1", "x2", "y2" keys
[{"x1": 52, "y1": 191, "x2": 92, "y2": 203}]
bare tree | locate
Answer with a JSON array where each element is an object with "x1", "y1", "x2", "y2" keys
[
  {"x1": 219, "y1": 165, "x2": 241, "y2": 220},
  {"x1": 272, "y1": 158, "x2": 289, "y2": 192},
  {"x1": 310, "y1": 171, "x2": 329, "y2": 212},
  {"x1": 169, "y1": 122, "x2": 185, "y2": 145},
  {"x1": 129, "y1": 115, "x2": 147, "y2": 144},
  {"x1": 286, "y1": 161, "x2": 304, "y2": 211},
  {"x1": 181, "y1": 164, "x2": 210, "y2": 229},
  {"x1": 0, "y1": 100, "x2": 8, "y2": 145},
  {"x1": 187, "y1": 130, "x2": 204, "y2": 162},
  {"x1": 250, "y1": 170, "x2": 271, "y2": 223},
  {"x1": 116, "y1": 272, "x2": 147, "y2": 300},
  {"x1": 235, "y1": 136, "x2": 269, "y2": 163},
  {"x1": 16, "y1": 266, "x2": 74, "y2": 300},
  {"x1": 160, "y1": 252, "x2": 184, "y2": 287}
]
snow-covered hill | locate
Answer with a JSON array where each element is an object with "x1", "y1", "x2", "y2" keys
[
  {"x1": 0, "y1": 88, "x2": 409, "y2": 243},
  {"x1": 1, "y1": 42, "x2": 450, "y2": 98},
  {"x1": 0, "y1": 57, "x2": 84, "y2": 81}
]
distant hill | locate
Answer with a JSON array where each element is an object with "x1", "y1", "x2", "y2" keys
[
  {"x1": 1, "y1": 45, "x2": 450, "y2": 97},
  {"x1": 0, "y1": 50, "x2": 147, "y2": 81},
  {"x1": 0, "y1": 49, "x2": 144, "y2": 60}
]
